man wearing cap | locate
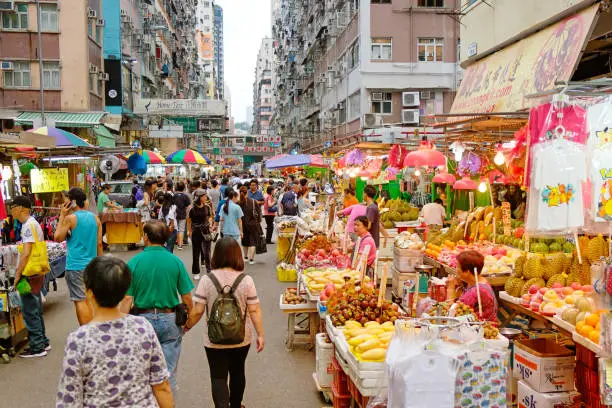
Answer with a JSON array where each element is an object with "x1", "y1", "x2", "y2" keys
[
  {"x1": 54, "y1": 188, "x2": 103, "y2": 325},
  {"x1": 9, "y1": 196, "x2": 50, "y2": 358}
]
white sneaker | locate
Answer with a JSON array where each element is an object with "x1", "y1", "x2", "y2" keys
[{"x1": 194, "y1": 275, "x2": 200, "y2": 281}]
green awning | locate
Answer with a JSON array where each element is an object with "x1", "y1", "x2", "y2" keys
[
  {"x1": 15, "y1": 112, "x2": 106, "y2": 128},
  {"x1": 93, "y1": 126, "x2": 116, "y2": 148}
]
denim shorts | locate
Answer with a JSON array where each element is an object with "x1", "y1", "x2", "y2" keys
[
  {"x1": 65, "y1": 270, "x2": 86, "y2": 301},
  {"x1": 141, "y1": 312, "x2": 183, "y2": 392}
]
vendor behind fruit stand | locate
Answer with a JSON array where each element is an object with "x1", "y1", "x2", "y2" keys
[
  {"x1": 446, "y1": 250, "x2": 498, "y2": 322},
  {"x1": 421, "y1": 198, "x2": 446, "y2": 230},
  {"x1": 354, "y1": 216, "x2": 377, "y2": 277}
]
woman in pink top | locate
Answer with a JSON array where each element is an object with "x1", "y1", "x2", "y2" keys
[
  {"x1": 354, "y1": 216, "x2": 377, "y2": 278},
  {"x1": 184, "y1": 237, "x2": 265, "y2": 408},
  {"x1": 338, "y1": 203, "x2": 367, "y2": 238},
  {"x1": 263, "y1": 186, "x2": 277, "y2": 244}
]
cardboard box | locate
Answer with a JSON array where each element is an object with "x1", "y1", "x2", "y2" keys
[
  {"x1": 514, "y1": 339, "x2": 576, "y2": 393},
  {"x1": 518, "y1": 381, "x2": 580, "y2": 408}
]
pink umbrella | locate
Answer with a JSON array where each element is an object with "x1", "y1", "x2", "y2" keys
[
  {"x1": 432, "y1": 171, "x2": 456, "y2": 184},
  {"x1": 453, "y1": 176, "x2": 478, "y2": 190},
  {"x1": 403, "y1": 141, "x2": 446, "y2": 168}
]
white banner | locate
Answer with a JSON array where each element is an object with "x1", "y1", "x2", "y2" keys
[
  {"x1": 148, "y1": 125, "x2": 184, "y2": 138},
  {"x1": 134, "y1": 99, "x2": 226, "y2": 116}
]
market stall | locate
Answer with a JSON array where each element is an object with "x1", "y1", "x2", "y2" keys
[{"x1": 99, "y1": 210, "x2": 142, "y2": 247}]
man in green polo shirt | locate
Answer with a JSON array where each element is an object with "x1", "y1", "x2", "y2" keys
[{"x1": 120, "y1": 220, "x2": 194, "y2": 394}]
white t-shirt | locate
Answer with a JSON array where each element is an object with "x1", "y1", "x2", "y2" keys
[
  {"x1": 587, "y1": 100, "x2": 612, "y2": 150},
  {"x1": 21, "y1": 216, "x2": 44, "y2": 243},
  {"x1": 591, "y1": 144, "x2": 612, "y2": 222},
  {"x1": 421, "y1": 203, "x2": 445, "y2": 226},
  {"x1": 529, "y1": 139, "x2": 587, "y2": 231},
  {"x1": 158, "y1": 204, "x2": 177, "y2": 226}
]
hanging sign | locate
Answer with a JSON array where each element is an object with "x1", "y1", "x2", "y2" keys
[
  {"x1": 30, "y1": 168, "x2": 69, "y2": 193},
  {"x1": 502, "y1": 201, "x2": 512, "y2": 236}
]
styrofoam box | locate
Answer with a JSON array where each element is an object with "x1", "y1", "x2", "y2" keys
[
  {"x1": 315, "y1": 333, "x2": 334, "y2": 388},
  {"x1": 517, "y1": 381, "x2": 580, "y2": 408},
  {"x1": 514, "y1": 341, "x2": 576, "y2": 393}
]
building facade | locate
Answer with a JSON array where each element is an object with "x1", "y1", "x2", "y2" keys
[
  {"x1": 196, "y1": 0, "x2": 215, "y2": 99},
  {"x1": 213, "y1": 4, "x2": 224, "y2": 100},
  {"x1": 253, "y1": 38, "x2": 275, "y2": 136},
  {"x1": 271, "y1": 0, "x2": 461, "y2": 153}
]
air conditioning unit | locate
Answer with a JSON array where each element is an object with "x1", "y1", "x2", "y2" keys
[
  {"x1": 337, "y1": 11, "x2": 348, "y2": 27},
  {"x1": 0, "y1": 1, "x2": 14, "y2": 11},
  {"x1": 88, "y1": 8, "x2": 97, "y2": 18},
  {"x1": 99, "y1": 72, "x2": 109, "y2": 81},
  {"x1": 120, "y1": 9, "x2": 128, "y2": 16},
  {"x1": 326, "y1": 75, "x2": 335, "y2": 88},
  {"x1": 327, "y1": 65, "x2": 335, "y2": 72},
  {"x1": 371, "y1": 92, "x2": 383, "y2": 102},
  {"x1": 420, "y1": 90, "x2": 433, "y2": 100},
  {"x1": 363, "y1": 113, "x2": 382, "y2": 129},
  {"x1": 89, "y1": 64, "x2": 99, "y2": 74},
  {"x1": 0, "y1": 61, "x2": 14, "y2": 70},
  {"x1": 96, "y1": 18, "x2": 105, "y2": 27},
  {"x1": 402, "y1": 91, "x2": 420, "y2": 107},
  {"x1": 401, "y1": 109, "x2": 420, "y2": 124}
]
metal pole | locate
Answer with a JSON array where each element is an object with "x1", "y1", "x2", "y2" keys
[{"x1": 36, "y1": 0, "x2": 45, "y2": 125}]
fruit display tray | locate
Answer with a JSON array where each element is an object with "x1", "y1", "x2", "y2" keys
[
  {"x1": 572, "y1": 331, "x2": 601, "y2": 354},
  {"x1": 279, "y1": 294, "x2": 315, "y2": 311}
]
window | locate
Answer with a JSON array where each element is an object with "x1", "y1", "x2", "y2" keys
[
  {"x1": 418, "y1": 0, "x2": 443, "y2": 6},
  {"x1": 371, "y1": 38, "x2": 391, "y2": 60},
  {"x1": 3, "y1": 61, "x2": 31, "y2": 88},
  {"x1": 89, "y1": 74, "x2": 94, "y2": 93},
  {"x1": 204, "y1": 15, "x2": 210, "y2": 20},
  {"x1": 96, "y1": 76, "x2": 101, "y2": 95},
  {"x1": 96, "y1": 25, "x2": 102, "y2": 43},
  {"x1": 338, "y1": 104, "x2": 346, "y2": 124},
  {"x1": 348, "y1": 92, "x2": 360, "y2": 120},
  {"x1": 372, "y1": 0, "x2": 391, "y2": 3},
  {"x1": 88, "y1": 18, "x2": 93, "y2": 37},
  {"x1": 42, "y1": 62, "x2": 60, "y2": 89},
  {"x1": 40, "y1": 4, "x2": 58, "y2": 31},
  {"x1": 418, "y1": 38, "x2": 444, "y2": 62},
  {"x1": 203, "y1": 1, "x2": 210, "y2": 6},
  {"x1": 2, "y1": 3, "x2": 28, "y2": 29},
  {"x1": 371, "y1": 92, "x2": 392, "y2": 114}
]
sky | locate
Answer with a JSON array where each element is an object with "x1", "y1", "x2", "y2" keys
[{"x1": 215, "y1": 0, "x2": 272, "y2": 123}]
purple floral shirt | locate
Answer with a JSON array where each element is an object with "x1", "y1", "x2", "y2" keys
[{"x1": 56, "y1": 315, "x2": 169, "y2": 408}]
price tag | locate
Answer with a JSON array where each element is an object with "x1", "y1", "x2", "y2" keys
[
  {"x1": 30, "y1": 168, "x2": 69, "y2": 193},
  {"x1": 502, "y1": 201, "x2": 511, "y2": 236}
]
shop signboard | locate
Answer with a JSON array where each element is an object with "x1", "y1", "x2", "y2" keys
[
  {"x1": 133, "y1": 99, "x2": 226, "y2": 116},
  {"x1": 30, "y1": 168, "x2": 69, "y2": 193},
  {"x1": 451, "y1": 4, "x2": 599, "y2": 114}
]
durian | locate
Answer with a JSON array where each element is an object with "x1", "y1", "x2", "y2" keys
[
  {"x1": 540, "y1": 258, "x2": 556, "y2": 281},
  {"x1": 586, "y1": 235, "x2": 606, "y2": 264},
  {"x1": 504, "y1": 277, "x2": 525, "y2": 297},
  {"x1": 524, "y1": 255, "x2": 544, "y2": 279},
  {"x1": 513, "y1": 255, "x2": 526, "y2": 278},
  {"x1": 546, "y1": 273, "x2": 568, "y2": 288}
]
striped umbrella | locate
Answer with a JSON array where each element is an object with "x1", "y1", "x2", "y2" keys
[
  {"x1": 127, "y1": 150, "x2": 166, "y2": 164},
  {"x1": 27, "y1": 126, "x2": 92, "y2": 147},
  {"x1": 166, "y1": 149, "x2": 210, "y2": 164}
]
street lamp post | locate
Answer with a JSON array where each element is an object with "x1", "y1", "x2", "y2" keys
[{"x1": 36, "y1": 0, "x2": 45, "y2": 125}]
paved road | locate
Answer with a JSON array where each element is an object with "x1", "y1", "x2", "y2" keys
[{"x1": 0, "y1": 244, "x2": 323, "y2": 407}]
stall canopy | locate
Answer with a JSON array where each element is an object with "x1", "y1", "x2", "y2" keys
[
  {"x1": 265, "y1": 154, "x2": 327, "y2": 169},
  {"x1": 15, "y1": 112, "x2": 106, "y2": 128},
  {"x1": 93, "y1": 126, "x2": 116, "y2": 148}
]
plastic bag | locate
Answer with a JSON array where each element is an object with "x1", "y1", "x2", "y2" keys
[{"x1": 366, "y1": 389, "x2": 388, "y2": 408}]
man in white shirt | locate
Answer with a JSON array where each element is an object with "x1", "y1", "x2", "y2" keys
[{"x1": 421, "y1": 198, "x2": 446, "y2": 227}]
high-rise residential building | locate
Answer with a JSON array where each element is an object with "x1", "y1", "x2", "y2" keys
[
  {"x1": 252, "y1": 38, "x2": 274, "y2": 135},
  {"x1": 271, "y1": 0, "x2": 461, "y2": 153},
  {"x1": 213, "y1": 4, "x2": 224, "y2": 100},
  {"x1": 245, "y1": 105, "x2": 253, "y2": 125},
  {"x1": 196, "y1": 0, "x2": 216, "y2": 99}
]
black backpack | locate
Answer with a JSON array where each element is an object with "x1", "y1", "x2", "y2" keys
[
  {"x1": 206, "y1": 273, "x2": 247, "y2": 345},
  {"x1": 173, "y1": 193, "x2": 190, "y2": 220}
]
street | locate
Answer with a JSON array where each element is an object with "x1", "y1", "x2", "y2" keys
[{"x1": 0, "y1": 244, "x2": 323, "y2": 408}]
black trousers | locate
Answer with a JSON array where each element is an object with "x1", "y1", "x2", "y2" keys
[
  {"x1": 191, "y1": 229, "x2": 211, "y2": 275},
  {"x1": 264, "y1": 215, "x2": 275, "y2": 243},
  {"x1": 205, "y1": 345, "x2": 250, "y2": 408}
]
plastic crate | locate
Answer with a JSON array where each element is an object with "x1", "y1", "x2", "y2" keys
[
  {"x1": 276, "y1": 266, "x2": 297, "y2": 282},
  {"x1": 576, "y1": 343, "x2": 599, "y2": 370},
  {"x1": 348, "y1": 377, "x2": 370, "y2": 408},
  {"x1": 331, "y1": 382, "x2": 351, "y2": 408},
  {"x1": 329, "y1": 355, "x2": 349, "y2": 396}
]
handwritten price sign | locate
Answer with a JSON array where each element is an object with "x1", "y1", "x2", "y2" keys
[
  {"x1": 502, "y1": 201, "x2": 511, "y2": 236},
  {"x1": 30, "y1": 168, "x2": 69, "y2": 193}
]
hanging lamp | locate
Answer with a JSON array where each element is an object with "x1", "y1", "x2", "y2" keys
[
  {"x1": 403, "y1": 140, "x2": 447, "y2": 168},
  {"x1": 453, "y1": 176, "x2": 478, "y2": 190},
  {"x1": 432, "y1": 171, "x2": 456, "y2": 184}
]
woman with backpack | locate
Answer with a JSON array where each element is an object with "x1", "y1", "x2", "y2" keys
[
  {"x1": 184, "y1": 237, "x2": 264, "y2": 408},
  {"x1": 158, "y1": 192, "x2": 177, "y2": 253}
]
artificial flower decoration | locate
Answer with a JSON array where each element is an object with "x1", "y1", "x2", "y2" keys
[
  {"x1": 345, "y1": 148, "x2": 365, "y2": 166},
  {"x1": 457, "y1": 151, "x2": 482, "y2": 176}
]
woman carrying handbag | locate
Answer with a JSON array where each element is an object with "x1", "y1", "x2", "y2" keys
[
  {"x1": 238, "y1": 186, "x2": 262, "y2": 265},
  {"x1": 187, "y1": 190, "x2": 214, "y2": 280}
]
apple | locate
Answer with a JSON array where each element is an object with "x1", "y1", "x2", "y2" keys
[
  {"x1": 570, "y1": 282, "x2": 581, "y2": 290},
  {"x1": 529, "y1": 285, "x2": 540, "y2": 295},
  {"x1": 581, "y1": 285, "x2": 594, "y2": 294},
  {"x1": 319, "y1": 292, "x2": 328, "y2": 301},
  {"x1": 539, "y1": 288, "x2": 548, "y2": 295},
  {"x1": 522, "y1": 294, "x2": 531, "y2": 302},
  {"x1": 316, "y1": 249, "x2": 327, "y2": 257},
  {"x1": 551, "y1": 283, "x2": 563, "y2": 289},
  {"x1": 562, "y1": 287, "x2": 574, "y2": 296}
]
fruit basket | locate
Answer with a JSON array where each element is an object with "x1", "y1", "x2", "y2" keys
[{"x1": 279, "y1": 288, "x2": 310, "y2": 310}]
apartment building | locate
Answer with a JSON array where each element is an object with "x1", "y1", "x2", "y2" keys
[
  {"x1": 0, "y1": 0, "x2": 109, "y2": 141},
  {"x1": 253, "y1": 38, "x2": 275, "y2": 136},
  {"x1": 196, "y1": 0, "x2": 215, "y2": 99},
  {"x1": 272, "y1": 0, "x2": 460, "y2": 153},
  {"x1": 213, "y1": 4, "x2": 224, "y2": 100}
]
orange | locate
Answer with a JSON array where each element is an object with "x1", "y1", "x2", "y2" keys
[
  {"x1": 588, "y1": 330, "x2": 600, "y2": 344},
  {"x1": 586, "y1": 313, "x2": 600, "y2": 327},
  {"x1": 596, "y1": 322, "x2": 601, "y2": 331},
  {"x1": 579, "y1": 324, "x2": 595, "y2": 337},
  {"x1": 575, "y1": 321, "x2": 586, "y2": 332}
]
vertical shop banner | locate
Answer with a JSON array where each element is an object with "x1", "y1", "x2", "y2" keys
[
  {"x1": 30, "y1": 168, "x2": 69, "y2": 193},
  {"x1": 451, "y1": 4, "x2": 599, "y2": 114},
  {"x1": 197, "y1": 30, "x2": 214, "y2": 63},
  {"x1": 502, "y1": 202, "x2": 512, "y2": 236}
]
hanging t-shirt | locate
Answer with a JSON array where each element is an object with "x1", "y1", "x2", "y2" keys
[
  {"x1": 587, "y1": 100, "x2": 612, "y2": 150},
  {"x1": 529, "y1": 139, "x2": 587, "y2": 231},
  {"x1": 591, "y1": 144, "x2": 612, "y2": 222}
]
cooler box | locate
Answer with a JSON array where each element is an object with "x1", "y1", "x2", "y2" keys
[
  {"x1": 315, "y1": 333, "x2": 333, "y2": 388},
  {"x1": 514, "y1": 338, "x2": 575, "y2": 393},
  {"x1": 517, "y1": 381, "x2": 580, "y2": 408}
]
